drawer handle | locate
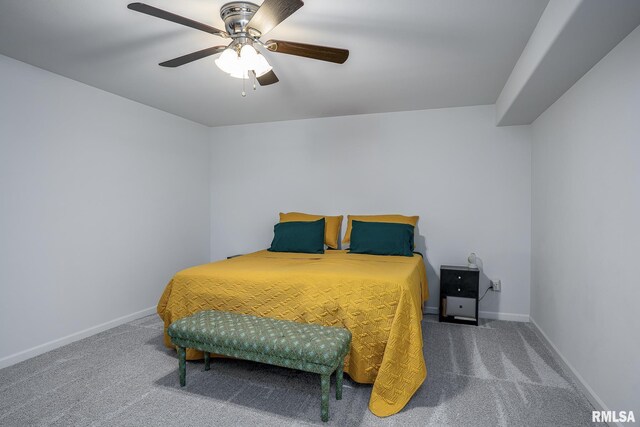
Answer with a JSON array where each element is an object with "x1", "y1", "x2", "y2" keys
[
  {"x1": 457, "y1": 288, "x2": 461, "y2": 292},
  {"x1": 457, "y1": 276, "x2": 461, "y2": 280}
]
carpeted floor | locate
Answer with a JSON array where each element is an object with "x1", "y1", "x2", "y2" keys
[{"x1": 0, "y1": 314, "x2": 600, "y2": 426}]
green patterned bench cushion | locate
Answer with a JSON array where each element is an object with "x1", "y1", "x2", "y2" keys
[{"x1": 167, "y1": 310, "x2": 352, "y2": 375}]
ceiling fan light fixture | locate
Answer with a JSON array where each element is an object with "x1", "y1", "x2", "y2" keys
[{"x1": 215, "y1": 44, "x2": 272, "y2": 79}]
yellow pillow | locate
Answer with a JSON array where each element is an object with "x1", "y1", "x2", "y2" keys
[
  {"x1": 343, "y1": 214, "x2": 419, "y2": 244},
  {"x1": 279, "y1": 212, "x2": 344, "y2": 249}
]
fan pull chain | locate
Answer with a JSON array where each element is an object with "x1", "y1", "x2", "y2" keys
[
  {"x1": 241, "y1": 74, "x2": 246, "y2": 97},
  {"x1": 253, "y1": 72, "x2": 257, "y2": 91}
]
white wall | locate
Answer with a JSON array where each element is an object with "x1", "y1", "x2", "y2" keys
[
  {"x1": 531, "y1": 25, "x2": 640, "y2": 414},
  {"x1": 210, "y1": 105, "x2": 532, "y2": 320},
  {"x1": 0, "y1": 55, "x2": 211, "y2": 366}
]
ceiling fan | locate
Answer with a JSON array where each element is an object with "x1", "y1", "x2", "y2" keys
[{"x1": 127, "y1": 0, "x2": 349, "y2": 92}]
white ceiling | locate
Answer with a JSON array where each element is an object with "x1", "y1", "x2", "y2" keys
[{"x1": 0, "y1": 0, "x2": 549, "y2": 127}]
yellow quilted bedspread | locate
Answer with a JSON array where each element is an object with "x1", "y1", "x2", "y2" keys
[{"x1": 157, "y1": 250, "x2": 428, "y2": 417}]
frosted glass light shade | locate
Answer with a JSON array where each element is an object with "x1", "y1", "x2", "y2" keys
[
  {"x1": 253, "y1": 54, "x2": 272, "y2": 77},
  {"x1": 215, "y1": 48, "x2": 239, "y2": 74},
  {"x1": 240, "y1": 44, "x2": 258, "y2": 67}
]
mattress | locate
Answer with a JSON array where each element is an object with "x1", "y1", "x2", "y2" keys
[{"x1": 157, "y1": 249, "x2": 429, "y2": 417}]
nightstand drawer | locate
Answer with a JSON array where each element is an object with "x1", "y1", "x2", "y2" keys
[
  {"x1": 445, "y1": 296, "x2": 476, "y2": 318},
  {"x1": 441, "y1": 270, "x2": 478, "y2": 298}
]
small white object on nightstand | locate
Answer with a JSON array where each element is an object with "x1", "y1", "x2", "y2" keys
[{"x1": 467, "y1": 252, "x2": 478, "y2": 269}]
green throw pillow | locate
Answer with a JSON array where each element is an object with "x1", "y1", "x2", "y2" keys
[
  {"x1": 268, "y1": 218, "x2": 325, "y2": 254},
  {"x1": 349, "y1": 220, "x2": 414, "y2": 257}
]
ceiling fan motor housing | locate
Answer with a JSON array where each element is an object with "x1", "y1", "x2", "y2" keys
[{"x1": 220, "y1": 2, "x2": 259, "y2": 37}]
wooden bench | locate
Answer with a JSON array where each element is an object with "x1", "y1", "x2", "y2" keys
[{"x1": 167, "y1": 310, "x2": 352, "y2": 422}]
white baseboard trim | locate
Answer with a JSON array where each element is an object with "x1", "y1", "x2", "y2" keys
[
  {"x1": 424, "y1": 306, "x2": 530, "y2": 322},
  {"x1": 529, "y1": 316, "x2": 611, "y2": 421},
  {"x1": 478, "y1": 310, "x2": 530, "y2": 322},
  {"x1": 0, "y1": 306, "x2": 156, "y2": 370}
]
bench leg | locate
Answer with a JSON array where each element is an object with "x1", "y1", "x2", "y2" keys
[
  {"x1": 177, "y1": 346, "x2": 186, "y2": 387},
  {"x1": 321, "y1": 373, "x2": 330, "y2": 422},
  {"x1": 204, "y1": 352, "x2": 210, "y2": 371},
  {"x1": 336, "y1": 359, "x2": 344, "y2": 400}
]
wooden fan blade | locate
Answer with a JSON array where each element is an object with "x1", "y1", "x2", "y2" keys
[
  {"x1": 127, "y1": 3, "x2": 229, "y2": 38},
  {"x1": 159, "y1": 46, "x2": 227, "y2": 67},
  {"x1": 245, "y1": 0, "x2": 304, "y2": 37},
  {"x1": 265, "y1": 40, "x2": 349, "y2": 64},
  {"x1": 256, "y1": 70, "x2": 279, "y2": 86}
]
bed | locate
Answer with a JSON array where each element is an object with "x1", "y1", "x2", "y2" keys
[{"x1": 157, "y1": 249, "x2": 429, "y2": 417}]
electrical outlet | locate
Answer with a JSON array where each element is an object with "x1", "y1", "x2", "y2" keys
[{"x1": 491, "y1": 279, "x2": 502, "y2": 292}]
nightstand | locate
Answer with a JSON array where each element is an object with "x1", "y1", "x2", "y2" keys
[{"x1": 439, "y1": 265, "x2": 479, "y2": 326}]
